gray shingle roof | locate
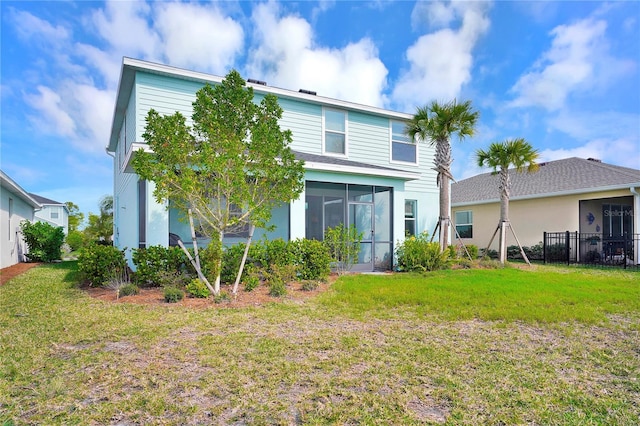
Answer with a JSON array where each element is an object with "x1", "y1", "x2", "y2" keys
[
  {"x1": 452, "y1": 157, "x2": 640, "y2": 205},
  {"x1": 293, "y1": 150, "x2": 407, "y2": 173},
  {"x1": 29, "y1": 193, "x2": 64, "y2": 205}
]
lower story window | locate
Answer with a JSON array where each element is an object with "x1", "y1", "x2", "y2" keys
[
  {"x1": 455, "y1": 210, "x2": 473, "y2": 238},
  {"x1": 405, "y1": 200, "x2": 417, "y2": 236}
]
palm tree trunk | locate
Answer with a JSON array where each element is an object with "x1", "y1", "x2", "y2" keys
[
  {"x1": 498, "y1": 168, "x2": 510, "y2": 263},
  {"x1": 439, "y1": 175, "x2": 450, "y2": 251},
  {"x1": 435, "y1": 138, "x2": 453, "y2": 251}
]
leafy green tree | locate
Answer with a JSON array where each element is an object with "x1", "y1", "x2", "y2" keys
[
  {"x1": 133, "y1": 70, "x2": 305, "y2": 295},
  {"x1": 20, "y1": 220, "x2": 65, "y2": 262},
  {"x1": 406, "y1": 100, "x2": 479, "y2": 252},
  {"x1": 476, "y1": 138, "x2": 539, "y2": 263},
  {"x1": 65, "y1": 201, "x2": 84, "y2": 232},
  {"x1": 83, "y1": 195, "x2": 113, "y2": 243}
]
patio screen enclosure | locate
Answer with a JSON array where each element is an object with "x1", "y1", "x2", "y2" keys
[{"x1": 305, "y1": 182, "x2": 393, "y2": 271}]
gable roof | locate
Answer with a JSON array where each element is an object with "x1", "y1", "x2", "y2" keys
[
  {"x1": 452, "y1": 157, "x2": 640, "y2": 206},
  {"x1": 108, "y1": 57, "x2": 412, "y2": 153},
  {"x1": 29, "y1": 193, "x2": 64, "y2": 206},
  {"x1": 0, "y1": 170, "x2": 41, "y2": 209}
]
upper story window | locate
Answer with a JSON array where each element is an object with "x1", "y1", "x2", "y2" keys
[
  {"x1": 455, "y1": 210, "x2": 473, "y2": 239},
  {"x1": 391, "y1": 121, "x2": 416, "y2": 163},
  {"x1": 51, "y1": 211, "x2": 59, "y2": 219},
  {"x1": 324, "y1": 109, "x2": 346, "y2": 155}
]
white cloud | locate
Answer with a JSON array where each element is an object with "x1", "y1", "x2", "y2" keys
[
  {"x1": 25, "y1": 86, "x2": 76, "y2": 137},
  {"x1": 393, "y1": 1, "x2": 491, "y2": 111},
  {"x1": 90, "y1": 0, "x2": 161, "y2": 60},
  {"x1": 509, "y1": 19, "x2": 607, "y2": 111},
  {"x1": 8, "y1": 8, "x2": 70, "y2": 45},
  {"x1": 154, "y1": 2, "x2": 244, "y2": 74},
  {"x1": 246, "y1": 1, "x2": 388, "y2": 107},
  {"x1": 538, "y1": 138, "x2": 640, "y2": 169}
]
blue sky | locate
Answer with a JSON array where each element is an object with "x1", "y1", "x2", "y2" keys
[{"x1": 2, "y1": 1, "x2": 639, "y2": 221}]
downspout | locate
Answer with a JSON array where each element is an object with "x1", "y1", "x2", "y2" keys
[
  {"x1": 630, "y1": 186, "x2": 640, "y2": 265},
  {"x1": 105, "y1": 148, "x2": 117, "y2": 248}
]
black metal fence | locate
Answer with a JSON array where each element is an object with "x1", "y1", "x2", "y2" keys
[{"x1": 543, "y1": 231, "x2": 639, "y2": 269}]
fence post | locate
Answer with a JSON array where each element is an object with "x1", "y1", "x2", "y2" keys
[
  {"x1": 624, "y1": 232, "x2": 629, "y2": 270},
  {"x1": 543, "y1": 232, "x2": 547, "y2": 264},
  {"x1": 565, "y1": 230, "x2": 570, "y2": 265}
]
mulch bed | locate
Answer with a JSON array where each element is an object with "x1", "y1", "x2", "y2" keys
[
  {"x1": 0, "y1": 262, "x2": 42, "y2": 286},
  {"x1": 83, "y1": 277, "x2": 336, "y2": 309}
]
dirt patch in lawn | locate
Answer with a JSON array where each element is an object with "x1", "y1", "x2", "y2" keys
[
  {"x1": 83, "y1": 276, "x2": 337, "y2": 308},
  {"x1": 0, "y1": 262, "x2": 42, "y2": 286}
]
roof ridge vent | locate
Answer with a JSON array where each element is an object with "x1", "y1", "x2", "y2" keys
[
  {"x1": 587, "y1": 157, "x2": 601, "y2": 162},
  {"x1": 299, "y1": 89, "x2": 317, "y2": 95},
  {"x1": 247, "y1": 78, "x2": 266, "y2": 86}
]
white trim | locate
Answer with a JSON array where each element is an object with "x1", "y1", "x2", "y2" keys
[
  {"x1": 123, "y1": 142, "x2": 153, "y2": 173},
  {"x1": 0, "y1": 171, "x2": 41, "y2": 209},
  {"x1": 452, "y1": 183, "x2": 640, "y2": 207},
  {"x1": 303, "y1": 161, "x2": 420, "y2": 181},
  {"x1": 389, "y1": 120, "x2": 418, "y2": 166},
  {"x1": 108, "y1": 57, "x2": 413, "y2": 153},
  {"x1": 322, "y1": 106, "x2": 348, "y2": 157}
]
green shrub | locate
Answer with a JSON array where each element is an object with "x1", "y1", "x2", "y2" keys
[
  {"x1": 65, "y1": 230, "x2": 86, "y2": 252},
  {"x1": 120, "y1": 283, "x2": 140, "y2": 296},
  {"x1": 243, "y1": 268, "x2": 261, "y2": 292},
  {"x1": 220, "y1": 243, "x2": 249, "y2": 284},
  {"x1": 199, "y1": 240, "x2": 222, "y2": 284},
  {"x1": 163, "y1": 286, "x2": 184, "y2": 303},
  {"x1": 301, "y1": 280, "x2": 319, "y2": 291},
  {"x1": 323, "y1": 224, "x2": 363, "y2": 275},
  {"x1": 77, "y1": 244, "x2": 127, "y2": 287},
  {"x1": 480, "y1": 248, "x2": 498, "y2": 259},
  {"x1": 395, "y1": 232, "x2": 449, "y2": 272},
  {"x1": 268, "y1": 278, "x2": 287, "y2": 297},
  {"x1": 20, "y1": 220, "x2": 65, "y2": 262},
  {"x1": 185, "y1": 279, "x2": 211, "y2": 298},
  {"x1": 214, "y1": 291, "x2": 231, "y2": 304},
  {"x1": 132, "y1": 245, "x2": 188, "y2": 287},
  {"x1": 289, "y1": 238, "x2": 331, "y2": 280},
  {"x1": 466, "y1": 244, "x2": 479, "y2": 259}
]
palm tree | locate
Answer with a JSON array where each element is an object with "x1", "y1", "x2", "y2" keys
[
  {"x1": 406, "y1": 100, "x2": 479, "y2": 251},
  {"x1": 476, "y1": 138, "x2": 539, "y2": 263}
]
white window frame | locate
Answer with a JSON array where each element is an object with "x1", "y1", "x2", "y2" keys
[
  {"x1": 455, "y1": 210, "x2": 473, "y2": 239},
  {"x1": 390, "y1": 120, "x2": 418, "y2": 165},
  {"x1": 322, "y1": 107, "x2": 348, "y2": 157},
  {"x1": 405, "y1": 199, "x2": 417, "y2": 237}
]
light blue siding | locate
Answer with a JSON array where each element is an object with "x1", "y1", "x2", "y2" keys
[
  {"x1": 278, "y1": 98, "x2": 323, "y2": 154},
  {"x1": 110, "y1": 61, "x2": 441, "y2": 270}
]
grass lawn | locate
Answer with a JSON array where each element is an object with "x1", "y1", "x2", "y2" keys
[{"x1": 1, "y1": 262, "x2": 638, "y2": 425}]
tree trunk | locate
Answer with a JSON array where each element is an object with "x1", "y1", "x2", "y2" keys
[
  {"x1": 232, "y1": 223, "x2": 255, "y2": 295},
  {"x1": 498, "y1": 168, "x2": 511, "y2": 264},
  {"x1": 214, "y1": 232, "x2": 222, "y2": 295},
  {"x1": 439, "y1": 174, "x2": 450, "y2": 251},
  {"x1": 175, "y1": 239, "x2": 215, "y2": 295}
]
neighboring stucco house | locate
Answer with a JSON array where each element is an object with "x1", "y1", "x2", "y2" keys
[
  {"x1": 29, "y1": 193, "x2": 69, "y2": 235},
  {"x1": 0, "y1": 170, "x2": 41, "y2": 268},
  {"x1": 106, "y1": 58, "x2": 438, "y2": 271},
  {"x1": 451, "y1": 157, "x2": 640, "y2": 263}
]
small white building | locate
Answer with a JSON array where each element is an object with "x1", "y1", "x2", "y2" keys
[
  {"x1": 0, "y1": 171, "x2": 41, "y2": 268},
  {"x1": 29, "y1": 193, "x2": 69, "y2": 235}
]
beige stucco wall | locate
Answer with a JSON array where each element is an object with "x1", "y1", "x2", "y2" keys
[{"x1": 452, "y1": 188, "x2": 635, "y2": 250}]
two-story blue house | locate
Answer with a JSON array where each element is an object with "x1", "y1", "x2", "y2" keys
[{"x1": 107, "y1": 58, "x2": 439, "y2": 271}]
